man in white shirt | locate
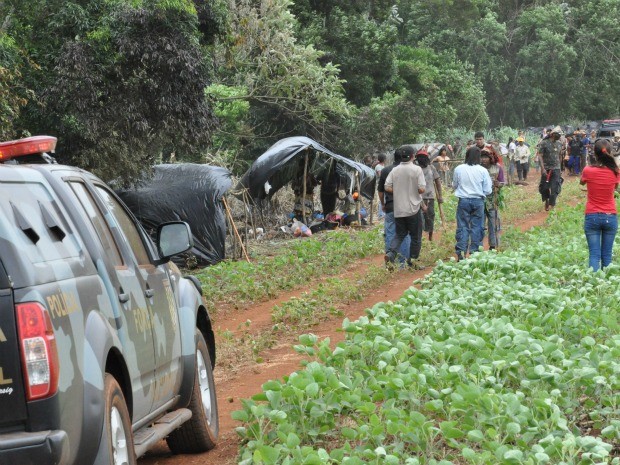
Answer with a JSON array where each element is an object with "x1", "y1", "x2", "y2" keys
[
  {"x1": 507, "y1": 137, "x2": 516, "y2": 184},
  {"x1": 515, "y1": 137, "x2": 531, "y2": 181},
  {"x1": 384, "y1": 145, "x2": 427, "y2": 269}
]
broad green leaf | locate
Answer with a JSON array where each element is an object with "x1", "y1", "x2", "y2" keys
[
  {"x1": 286, "y1": 433, "x2": 301, "y2": 448},
  {"x1": 256, "y1": 445, "x2": 280, "y2": 465},
  {"x1": 231, "y1": 410, "x2": 249, "y2": 422}
]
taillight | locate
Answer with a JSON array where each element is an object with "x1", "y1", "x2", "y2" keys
[{"x1": 16, "y1": 302, "x2": 59, "y2": 400}]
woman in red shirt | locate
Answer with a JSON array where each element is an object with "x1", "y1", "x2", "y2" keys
[{"x1": 580, "y1": 139, "x2": 620, "y2": 270}]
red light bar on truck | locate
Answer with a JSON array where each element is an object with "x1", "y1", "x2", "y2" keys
[{"x1": 0, "y1": 136, "x2": 57, "y2": 160}]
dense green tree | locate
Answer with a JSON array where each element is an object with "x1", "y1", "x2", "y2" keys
[
  {"x1": 210, "y1": 0, "x2": 351, "y2": 169},
  {"x1": 509, "y1": 5, "x2": 576, "y2": 126},
  {"x1": 1, "y1": 0, "x2": 218, "y2": 185},
  {"x1": 0, "y1": 32, "x2": 33, "y2": 140}
]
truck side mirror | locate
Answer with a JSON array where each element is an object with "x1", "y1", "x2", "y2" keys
[{"x1": 156, "y1": 222, "x2": 193, "y2": 262}]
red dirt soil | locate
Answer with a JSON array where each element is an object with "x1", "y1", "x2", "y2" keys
[{"x1": 139, "y1": 180, "x2": 578, "y2": 465}]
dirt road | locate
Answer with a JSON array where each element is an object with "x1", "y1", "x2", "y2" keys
[{"x1": 139, "y1": 180, "x2": 577, "y2": 465}]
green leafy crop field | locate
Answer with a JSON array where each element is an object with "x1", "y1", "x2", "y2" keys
[{"x1": 233, "y1": 204, "x2": 620, "y2": 465}]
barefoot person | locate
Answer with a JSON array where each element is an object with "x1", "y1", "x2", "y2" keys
[{"x1": 580, "y1": 139, "x2": 620, "y2": 271}]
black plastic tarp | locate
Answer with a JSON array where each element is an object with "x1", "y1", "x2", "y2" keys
[
  {"x1": 117, "y1": 164, "x2": 232, "y2": 267},
  {"x1": 237, "y1": 136, "x2": 376, "y2": 201}
]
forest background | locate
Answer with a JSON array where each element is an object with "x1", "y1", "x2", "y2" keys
[{"x1": 1, "y1": 0, "x2": 619, "y2": 185}]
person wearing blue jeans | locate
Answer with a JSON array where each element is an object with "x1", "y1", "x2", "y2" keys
[
  {"x1": 384, "y1": 146, "x2": 427, "y2": 269},
  {"x1": 378, "y1": 149, "x2": 409, "y2": 264},
  {"x1": 384, "y1": 210, "x2": 410, "y2": 264},
  {"x1": 452, "y1": 147, "x2": 493, "y2": 261},
  {"x1": 584, "y1": 214, "x2": 618, "y2": 270},
  {"x1": 580, "y1": 139, "x2": 620, "y2": 271},
  {"x1": 455, "y1": 197, "x2": 485, "y2": 258}
]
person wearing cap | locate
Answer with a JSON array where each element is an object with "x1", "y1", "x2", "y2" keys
[
  {"x1": 480, "y1": 148, "x2": 505, "y2": 249},
  {"x1": 415, "y1": 149, "x2": 443, "y2": 242},
  {"x1": 452, "y1": 146, "x2": 493, "y2": 261},
  {"x1": 537, "y1": 126, "x2": 564, "y2": 211},
  {"x1": 384, "y1": 145, "x2": 427, "y2": 269},
  {"x1": 515, "y1": 137, "x2": 531, "y2": 181},
  {"x1": 378, "y1": 148, "x2": 411, "y2": 265}
]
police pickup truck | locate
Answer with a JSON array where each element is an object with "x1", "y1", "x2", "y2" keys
[{"x1": 0, "y1": 137, "x2": 218, "y2": 465}]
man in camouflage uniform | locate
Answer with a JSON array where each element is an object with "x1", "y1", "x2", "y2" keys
[{"x1": 537, "y1": 126, "x2": 563, "y2": 211}]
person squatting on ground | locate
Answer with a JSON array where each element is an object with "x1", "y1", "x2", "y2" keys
[
  {"x1": 580, "y1": 139, "x2": 620, "y2": 271},
  {"x1": 452, "y1": 146, "x2": 493, "y2": 261},
  {"x1": 415, "y1": 150, "x2": 443, "y2": 242},
  {"x1": 480, "y1": 148, "x2": 505, "y2": 250},
  {"x1": 515, "y1": 137, "x2": 531, "y2": 181},
  {"x1": 378, "y1": 148, "x2": 410, "y2": 265},
  {"x1": 384, "y1": 145, "x2": 427, "y2": 269},
  {"x1": 538, "y1": 126, "x2": 564, "y2": 211}
]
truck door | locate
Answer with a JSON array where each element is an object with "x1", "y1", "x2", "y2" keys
[
  {"x1": 92, "y1": 186, "x2": 182, "y2": 412},
  {"x1": 67, "y1": 181, "x2": 157, "y2": 419},
  {"x1": 0, "y1": 260, "x2": 28, "y2": 428}
]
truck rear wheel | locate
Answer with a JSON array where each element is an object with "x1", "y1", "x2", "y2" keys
[
  {"x1": 104, "y1": 373, "x2": 136, "y2": 465},
  {"x1": 167, "y1": 329, "x2": 219, "y2": 453}
]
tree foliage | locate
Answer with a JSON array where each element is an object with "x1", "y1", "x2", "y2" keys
[
  {"x1": 210, "y1": 0, "x2": 351, "y2": 168},
  {"x1": 1, "y1": 0, "x2": 619, "y2": 178},
  {"x1": 1, "y1": 0, "x2": 217, "y2": 184}
]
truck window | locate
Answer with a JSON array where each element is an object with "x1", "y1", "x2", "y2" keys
[
  {"x1": 0, "y1": 181, "x2": 81, "y2": 264},
  {"x1": 94, "y1": 186, "x2": 152, "y2": 266},
  {"x1": 69, "y1": 181, "x2": 123, "y2": 266}
]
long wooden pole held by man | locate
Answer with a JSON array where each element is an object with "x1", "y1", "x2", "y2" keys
[{"x1": 434, "y1": 177, "x2": 447, "y2": 230}]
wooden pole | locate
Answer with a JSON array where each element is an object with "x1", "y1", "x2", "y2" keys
[
  {"x1": 222, "y1": 196, "x2": 251, "y2": 263},
  {"x1": 437, "y1": 200, "x2": 447, "y2": 231},
  {"x1": 355, "y1": 172, "x2": 362, "y2": 225},
  {"x1": 302, "y1": 152, "x2": 309, "y2": 225}
]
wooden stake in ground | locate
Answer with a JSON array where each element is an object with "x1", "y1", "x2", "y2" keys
[
  {"x1": 355, "y1": 172, "x2": 362, "y2": 225},
  {"x1": 222, "y1": 196, "x2": 251, "y2": 263},
  {"x1": 302, "y1": 152, "x2": 309, "y2": 225}
]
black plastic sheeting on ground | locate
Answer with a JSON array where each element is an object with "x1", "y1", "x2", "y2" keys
[
  {"x1": 237, "y1": 136, "x2": 376, "y2": 201},
  {"x1": 117, "y1": 164, "x2": 232, "y2": 267}
]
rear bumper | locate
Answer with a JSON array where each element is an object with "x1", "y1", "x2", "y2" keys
[{"x1": 0, "y1": 429, "x2": 69, "y2": 465}]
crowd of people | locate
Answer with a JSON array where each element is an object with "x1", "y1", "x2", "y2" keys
[
  {"x1": 285, "y1": 127, "x2": 620, "y2": 271},
  {"x1": 377, "y1": 128, "x2": 620, "y2": 271}
]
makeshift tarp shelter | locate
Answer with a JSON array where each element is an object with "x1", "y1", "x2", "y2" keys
[
  {"x1": 237, "y1": 136, "x2": 376, "y2": 201},
  {"x1": 117, "y1": 164, "x2": 232, "y2": 267},
  {"x1": 404, "y1": 143, "x2": 447, "y2": 161}
]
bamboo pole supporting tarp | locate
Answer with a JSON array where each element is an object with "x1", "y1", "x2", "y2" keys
[
  {"x1": 302, "y1": 152, "x2": 309, "y2": 225},
  {"x1": 222, "y1": 196, "x2": 251, "y2": 263}
]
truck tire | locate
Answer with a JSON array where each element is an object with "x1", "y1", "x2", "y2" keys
[
  {"x1": 167, "y1": 329, "x2": 219, "y2": 453},
  {"x1": 104, "y1": 373, "x2": 136, "y2": 465}
]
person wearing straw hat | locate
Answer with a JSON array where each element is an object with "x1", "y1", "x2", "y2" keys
[{"x1": 537, "y1": 126, "x2": 564, "y2": 211}]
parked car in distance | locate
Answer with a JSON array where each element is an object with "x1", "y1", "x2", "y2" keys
[{"x1": 0, "y1": 136, "x2": 218, "y2": 465}]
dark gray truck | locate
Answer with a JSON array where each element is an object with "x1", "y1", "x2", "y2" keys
[{"x1": 0, "y1": 136, "x2": 218, "y2": 465}]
